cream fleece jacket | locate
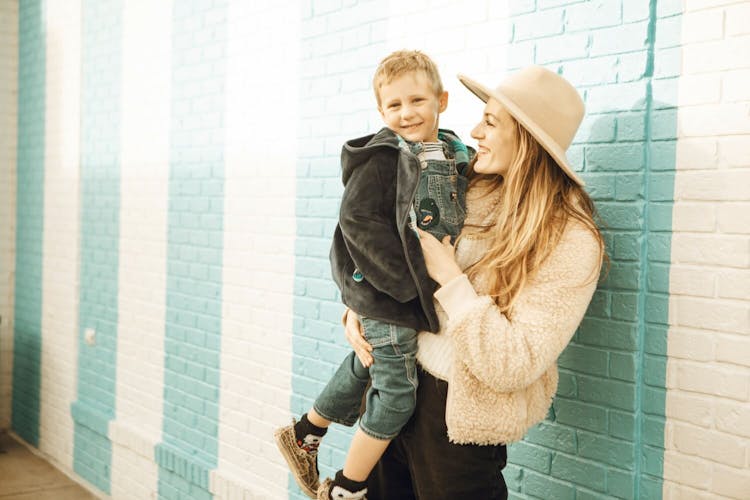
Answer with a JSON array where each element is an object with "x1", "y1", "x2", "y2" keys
[{"x1": 416, "y1": 182, "x2": 601, "y2": 445}]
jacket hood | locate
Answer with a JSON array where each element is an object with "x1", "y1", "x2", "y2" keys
[{"x1": 341, "y1": 128, "x2": 400, "y2": 185}]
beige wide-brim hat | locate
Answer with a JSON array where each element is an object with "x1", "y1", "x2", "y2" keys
[{"x1": 458, "y1": 66, "x2": 585, "y2": 186}]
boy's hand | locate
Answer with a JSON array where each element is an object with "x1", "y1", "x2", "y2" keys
[{"x1": 417, "y1": 230, "x2": 463, "y2": 286}]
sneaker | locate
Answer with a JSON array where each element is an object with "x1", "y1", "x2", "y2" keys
[
  {"x1": 317, "y1": 477, "x2": 368, "y2": 500},
  {"x1": 274, "y1": 421, "x2": 319, "y2": 498}
]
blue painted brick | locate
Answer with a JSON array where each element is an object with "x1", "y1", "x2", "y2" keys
[
  {"x1": 610, "y1": 352, "x2": 637, "y2": 382},
  {"x1": 508, "y1": 442, "x2": 552, "y2": 474},
  {"x1": 553, "y1": 399, "x2": 607, "y2": 433},
  {"x1": 524, "y1": 470, "x2": 575, "y2": 500},
  {"x1": 550, "y1": 454, "x2": 606, "y2": 492},
  {"x1": 565, "y1": 0, "x2": 622, "y2": 31},
  {"x1": 578, "y1": 430, "x2": 635, "y2": 468},
  {"x1": 578, "y1": 318, "x2": 638, "y2": 350},
  {"x1": 525, "y1": 422, "x2": 577, "y2": 454},
  {"x1": 615, "y1": 173, "x2": 645, "y2": 201},
  {"x1": 612, "y1": 291, "x2": 639, "y2": 320},
  {"x1": 590, "y1": 21, "x2": 650, "y2": 56},
  {"x1": 559, "y1": 344, "x2": 609, "y2": 376},
  {"x1": 610, "y1": 411, "x2": 635, "y2": 440},
  {"x1": 579, "y1": 114, "x2": 616, "y2": 143},
  {"x1": 557, "y1": 371, "x2": 578, "y2": 397},
  {"x1": 586, "y1": 144, "x2": 645, "y2": 171},
  {"x1": 578, "y1": 375, "x2": 636, "y2": 411}
]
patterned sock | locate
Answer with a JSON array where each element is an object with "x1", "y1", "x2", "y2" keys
[
  {"x1": 293, "y1": 413, "x2": 327, "y2": 455},
  {"x1": 329, "y1": 470, "x2": 367, "y2": 499}
]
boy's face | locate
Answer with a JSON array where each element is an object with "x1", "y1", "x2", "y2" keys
[{"x1": 378, "y1": 71, "x2": 448, "y2": 143}]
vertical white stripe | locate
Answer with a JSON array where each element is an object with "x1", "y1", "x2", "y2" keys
[
  {"x1": 111, "y1": 0, "x2": 171, "y2": 497},
  {"x1": 0, "y1": 0, "x2": 19, "y2": 431},
  {"x1": 664, "y1": 5, "x2": 750, "y2": 499},
  {"x1": 213, "y1": 1, "x2": 298, "y2": 497},
  {"x1": 39, "y1": 0, "x2": 81, "y2": 471}
]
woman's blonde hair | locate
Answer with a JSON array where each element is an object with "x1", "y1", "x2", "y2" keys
[
  {"x1": 464, "y1": 118, "x2": 606, "y2": 314},
  {"x1": 372, "y1": 50, "x2": 444, "y2": 107}
]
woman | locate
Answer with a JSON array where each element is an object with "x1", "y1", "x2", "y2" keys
[{"x1": 343, "y1": 65, "x2": 606, "y2": 499}]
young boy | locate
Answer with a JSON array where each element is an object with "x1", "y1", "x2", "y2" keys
[{"x1": 275, "y1": 50, "x2": 472, "y2": 500}]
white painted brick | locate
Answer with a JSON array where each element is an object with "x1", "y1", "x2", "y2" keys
[
  {"x1": 672, "y1": 203, "x2": 717, "y2": 232},
  {"x1": 682, "y1": 36, "x2": 750, "y2": 74},
  {"x1": 675, "y1": 171, "x2": 750, "y2": 202},
  {"x1": 677, "y1": 73, "x2": 721, "y2": 105},
  {"x1": 664, "y1": 483, "x2": 725, "y2": 500},
  {"x1": 676, "y1": 137, "x2": 719, "y2": 170},
  {"x1": 726, "y1": 3, "x2": 750, "y2": 35},
  {"x1": 718, "y1": 136, "x2": 750, "y2": 168},
  {"x1": 716, "y1": 400, "x2": 750, "y2": 439},
  {"x1": 663, "y1": 450, "x2": 714, "y2": 490},
  {"x1": 682, "y1": 9, "x2": 725, "y2": 43},
  {"x1": 670, "y1": 264, "x2": 717, "y2": 297},
  {"x1": 686, "y1": 0, "x2": 747, "y2": 11},
  {"x1": 718, "y1": 269, "x2": 750, "y2": 300},
  {"x1": 712, "y1": 463, "x2": 750, "y2": 498},
  {"x1": 678, "y1": 103, "x2": 750, "y2": 136},
  {"x1": 675, "y1": 360, "x2": 750, "y2": 400},
  {"x1": 673, "y1": 422, "x2": 746, "y2": 467},
  {"x1": 717, "y1": 203, "x2": 750, "y2": 234},
  {"x1": 723, "y1": 69, "x2": 750, "y2": 102},
  {"x1": 667, "y1": 326, "x2": 716, "y2": 359},
  {"x1": 671, "y1": 233, "x2": 750, "y2": 267},
  {"x1": 673, "y1": 295, "x2": 750, "y2": 334},
  {"x1": 715, "y1": 334, "x2": 750, "y2": 368},
  {"x1": 666, "y1": 390, "x2": 715, "y2": 427}
]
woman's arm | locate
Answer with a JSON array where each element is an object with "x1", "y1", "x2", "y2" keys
[{"x1": 422, "y1": 224, "x2": 601, "y2": 392}]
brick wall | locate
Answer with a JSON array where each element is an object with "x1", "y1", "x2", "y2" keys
[
  {"x1": 664, "y1": 1, "x2": 750, "y2": 498},
  {"x1": 2, "y1": 1, "x2": 749, "y2": 499},
  {"x1": 0, "y1": 0, "x2": 18, "y2": 432}
]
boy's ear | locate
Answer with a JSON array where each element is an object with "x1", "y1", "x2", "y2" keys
[{"x1": 439, "y1": 91, "x2": 449, "y2": 113}]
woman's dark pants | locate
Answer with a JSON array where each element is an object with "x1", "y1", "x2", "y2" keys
[{"x1": 366, "y1": 366, "x2": 508, "y2": 499}]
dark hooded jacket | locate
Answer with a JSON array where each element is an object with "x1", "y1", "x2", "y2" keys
[{"x1": 330, "y1": 127, "x2": 470, "y2": 333}]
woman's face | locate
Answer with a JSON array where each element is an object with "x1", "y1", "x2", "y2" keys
[{"x1": 471, "y1": 98, "x2": 518, "y2": 176}]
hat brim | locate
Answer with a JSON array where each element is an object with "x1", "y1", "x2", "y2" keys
[{"x1": 457, "y1": 73, "x2": 585, "y2": 187}]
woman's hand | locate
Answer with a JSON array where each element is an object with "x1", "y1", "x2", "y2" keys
[
  {"x1": 417, "y1": 229, "x2": 463, "y2": 286},
  {"x1": 343, "y1": 308, "x2": 373, "y2": 368}
]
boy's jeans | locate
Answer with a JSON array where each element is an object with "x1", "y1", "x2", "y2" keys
[{"x1": 313, "y1": 317, "x2": 418, "y2": 440}]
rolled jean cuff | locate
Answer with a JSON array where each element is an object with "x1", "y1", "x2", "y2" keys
[
  {"x1": 313, "y1": 403, "x2": 358, "y2": 428},
  {"x1": 358, "y1": 420, "x2": 400, "y2": 441}
]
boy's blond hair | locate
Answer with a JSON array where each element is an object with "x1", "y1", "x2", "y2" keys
[{"x1": 372, "y1": 50, "x2": 444, "y2": 106}]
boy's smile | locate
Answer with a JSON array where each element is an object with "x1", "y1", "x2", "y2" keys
[{"x1": 378, "y1": 72, "x2": 448, "y2": 143}]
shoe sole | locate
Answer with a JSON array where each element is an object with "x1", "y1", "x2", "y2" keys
[{"x1": 274, "y1": 427, "x2": 318, "y2": 499}]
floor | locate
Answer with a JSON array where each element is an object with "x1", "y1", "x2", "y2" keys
[{"x1": 0, "y1": 431, "x2": 98, "y2": 499}]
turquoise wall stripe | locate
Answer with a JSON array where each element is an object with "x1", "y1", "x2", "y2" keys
[
  {"x1": 12, "y1": 0, "x2": 45, "y2": 447},
  {"x1": 155, "y1": 1, "x2": 228, "y2": 498},
  {"x1": 71, "y1": 0, "x2": 122, "y2": 494},
  {"x1": 503, "y1": 2, "x2": 680, "y2": 499},
  {"x1": 635, "y1": 2, "x2": 680, "y2": 497}
]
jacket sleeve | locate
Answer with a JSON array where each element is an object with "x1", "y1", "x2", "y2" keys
[
  {"x1": 435, "y1": 224, "x2": 601, "y2": 392},
  {"x1": 339, "y1": 155, "x2": 418, "y2": 303}
]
